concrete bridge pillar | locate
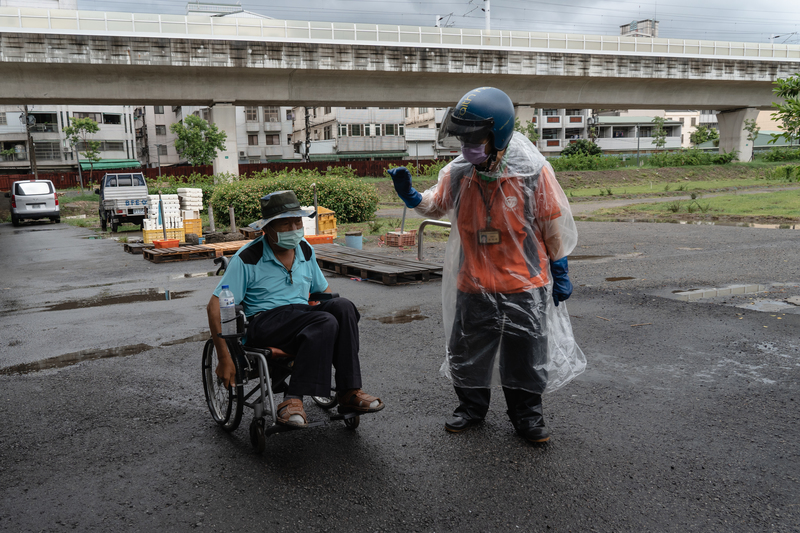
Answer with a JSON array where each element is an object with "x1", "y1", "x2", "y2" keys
[
  {"x1": 717, "y1": 108, "x2": 759, "y2": 162},
  {"x1": 210, "y1": 103, "x2": 239, "y2": 178}
]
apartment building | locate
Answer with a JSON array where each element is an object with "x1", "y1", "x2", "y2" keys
[
  {"x1": 134, "y1": 105, "x2": 183, "y2": 168},
  {"x1": 291, "y1": 107, "x2": 408, "y2": 161},
  {"x1": 239, "y1": 105, "x2": 295, "y2": 163},
  {"x1": 0, "y1": 105, "x2": 138, "y2": 174}
]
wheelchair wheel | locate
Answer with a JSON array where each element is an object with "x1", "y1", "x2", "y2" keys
[
  {"x1": 249, "y1": 418, "x2": 266, "y2": 453},
  {"x1": 344, "y1": 415, "x2": 360, "y2": 430},
  {"x1": 312, "y1": 395, "x2": 338, "y2": 409},
  {"x1": 202, "y1": 339, "x2": 243, "y2": 432}
]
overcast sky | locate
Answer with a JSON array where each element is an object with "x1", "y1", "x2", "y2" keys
[{"x1": 78, "y1": 0, "x2": 800, "y2": 44}]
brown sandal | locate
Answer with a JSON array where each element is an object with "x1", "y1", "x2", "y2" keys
[
  {"x1": 276, "y1": 398, "x2": 308, "y2": 427},
  {"x1": 337, "y1": 389, "x2": 385, "y2": 413}
]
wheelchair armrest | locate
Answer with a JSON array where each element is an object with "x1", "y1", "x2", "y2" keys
[
  {"x1": 214, "y1": 256, "x2": 229, "y2": 276},
  {"x1": 309, "y1": 292, "x2": 339, "y2": 301}
]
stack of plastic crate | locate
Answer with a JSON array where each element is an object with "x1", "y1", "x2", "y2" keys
[
  {"x1": 143, "y1": 194, "x2": 182, "y2": 231},
  {"x1": 178, "y1": 188, "x2": 203, "y2": 220}
]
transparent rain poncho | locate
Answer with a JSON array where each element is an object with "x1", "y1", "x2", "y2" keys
[{"x1": 413, "y1": 133, "x2": 586, "y2": 394}]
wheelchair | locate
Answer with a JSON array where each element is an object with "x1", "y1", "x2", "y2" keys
[{"x1": 201, "y1": 292, "x2": 364, "y2": 454}]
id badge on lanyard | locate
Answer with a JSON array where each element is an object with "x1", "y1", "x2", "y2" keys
[{"x1": 478, "y1": 228, "x2": 501, "y2": 244}]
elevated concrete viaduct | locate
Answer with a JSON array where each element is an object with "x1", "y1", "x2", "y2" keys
[{"x1": 3, "y1": 7, "x2": 799, "y2": 170}]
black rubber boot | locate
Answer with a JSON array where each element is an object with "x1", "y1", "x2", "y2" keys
[
  {"x1": 445, "y1": 387, "x2": 490, "y2": 433},
  {"x1": 503, "y1": 387, "x2": 550, "y2": 444}
]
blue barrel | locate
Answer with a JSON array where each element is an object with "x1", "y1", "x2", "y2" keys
[{"x1": 345, "y1": 231, "x2": 363, "y2": 250}]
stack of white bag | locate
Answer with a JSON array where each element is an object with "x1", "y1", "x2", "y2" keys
[
  {"x1": 177, "y1": 188, "x2": 203, "y2": 220},
  {"x1": 143, "y1": 194, "x2": 183, "y2": 231}
]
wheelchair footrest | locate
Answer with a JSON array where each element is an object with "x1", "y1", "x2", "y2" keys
[
  {"x1": 264, "y1": 420, "x2": 324, "y2": 436},
  {"x1": 329, "y1": 410, "x2": 360, "y2": 421}
]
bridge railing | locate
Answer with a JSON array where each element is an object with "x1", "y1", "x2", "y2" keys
[{"x1": 1, "y1": 7, "x2": 799, "y2": 60}]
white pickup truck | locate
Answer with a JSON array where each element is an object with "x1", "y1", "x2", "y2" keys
[{"x1": 95, "y1": 172, "x2": 149, "y2": 232}]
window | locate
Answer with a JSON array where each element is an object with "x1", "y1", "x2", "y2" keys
[
  {"x1": 155, "y1": 125, "x2": 167, "y2": 135},
  {"x1": 681, "y1": 134, "x2": 684, "y2": 143},
  {"x1": 265, "y1": 134, "x2": 279, "y2": 145},
  {"x1": 245, "y1": 106, "x2": 258, "y2": 122},
  {"x1": 679, "y1": 117, "x2": 685, "y2": 124},
  {"x1": 384, "y1": 124, "x2": 395, "y2": 136},
  {"x1": 364, "y1": 124, "x2": 371, "y2": 136},
  {"x1": 287, "y1": 134, "x2": 292, "y2": 145},
  {"x1": 248, "y1": 134, "x2": 259, "y2": 146},
  {"x1": 312, "y1": 108, "x2": 317, "y2": 118},
  {"x1": 202, "y1": 109, "x2": 210, "y2": 121},
  {"x1": 691, "y1": 117, "x2": 696, "y2": 126},
  {"x1": 374, "y1": 124, "x2": 382, "y2": 136},
  {"x1": 543, "y1": 109, "x2": 558, "y2": 116},
  {"x1": 338, "y1": 124, "x2": 347, "y2": 136},
  {"x1": 324, "y1": 107, "x2": 331, "y2": 114},
  {"x1": 102, "y1": 114, "x2": 121, "y2": 125},
  {"x1": 264, "y1": 106, "x2": 279, "y2": 122},
  {"x1": 399, "y1": 124, "x2": 404, "y2": 136},
  {"x1": 158, "y1": 145, "x2": 168, "y2": 156},
  {"x1": 286, "y1": 109, "x2": 293, "y2": 121},
  {"x1": 74, "y1": 111, "x2": 101, "y2": 122},
  {"x1": 0, "y1": 112, "x2": 6, "y2": 126},
  {"x1": 249, "y1": 159, "x2": 260, "y2": 164},
  {"x1": 351, "y1": 124, "x2": 362, "y2": 136},
  {"x1": 154, "y1": 106, "x2": 164, "y2": 115},
  {"x1": 419, "y1": 107, "x2": 428, "y2": 114},
  {"x1": 345, "y1": 107, "x2": 367, "y2": 110},
  {"x1": 104, "y1": 141, "x2": 124, "y2": 152},
  {"x1": 323, "y1": 126, "x2": 331, "y2": 140}
]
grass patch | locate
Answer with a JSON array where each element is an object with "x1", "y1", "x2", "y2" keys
[
  {"x1": 63, "y1": 216, "x2": 100, "y2": 228},
  {"x1": 591, "y1": 190, "x2": 800, "y2": 220},
  {"x1": 336, "y1": 216, "x2": 451, "y2": 244},
  {"x1": 563, "y1": 178, "x2": 787, "y2": 198}
]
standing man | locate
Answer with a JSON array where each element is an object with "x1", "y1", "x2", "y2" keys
[{"x1": 388, "y1": 87, "x2": 584, "y2": 444}]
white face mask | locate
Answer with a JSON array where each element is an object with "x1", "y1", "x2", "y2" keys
[{"x1": 272, "y1": 227, "x2": 304, "y2": 249}]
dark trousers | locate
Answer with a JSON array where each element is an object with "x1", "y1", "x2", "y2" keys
[
  {"x1": 245, "y1": 298, "x2": 362, "y2": 397},
  {"x1": 449, "y1": 289, "x2": 549, "y2": 424}
]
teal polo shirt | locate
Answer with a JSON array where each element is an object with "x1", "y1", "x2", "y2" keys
[{"x1": 213, "y1": 235, "x2": 329, "y2": 317}]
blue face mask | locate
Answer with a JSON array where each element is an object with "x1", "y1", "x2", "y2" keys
[
  {"x1": 461, "y1": 142, "x2": 490, "y2": 165},
  {"x1": 273, "y1": 228, "x2": 305, "y2": 250}
]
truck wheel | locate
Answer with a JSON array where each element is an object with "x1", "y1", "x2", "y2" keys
[
  {"x1": 11, "y1": 214, "x2": 20, "y2": 227},
  {"x1": 111, "y1": 220, "x2": 119, "y2": 233},
  {"x1": 100, "y1": 212, "x2": 107, "y2": 231}
]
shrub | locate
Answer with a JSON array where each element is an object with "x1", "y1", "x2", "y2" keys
[
  {"x1": 209, "y1": 169, "x2": 378, "y2": 225},
  {"x1": 560, "y1": 139, "x2": 602, "y2": 157},
  {"x1": 646, "y1": 149, "x2": 737, "y2": 167},
  {"x1": 761, "y1": 147, "x2": 800, "y2": 162},
  {"x1": 549, "y1": 153, "x2": 623, "y2": 171},
  {"x1": 765, "y1": 165, "x2": 800, "y2": 182}
]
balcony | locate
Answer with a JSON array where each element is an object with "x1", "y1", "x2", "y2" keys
[
  {"x1": 263, "y1": 120, "x2": 282, "y2": 133},
  {"x1": 246, "y1": 146, "x2": 263, "y2": 157},
  {"x1": 596, "y1": 137, "x2": 683, "y2": 151},
  {"x1": 0, "y1": 150, "x2": 27, "y2": 162},
  {"x1": 541, "y1": 139, "x2": 562, "y2": 149},
  {"x1": 544, "y1": 116, "x2": 562, "y2": 126},
  {"x1": 338, "y1": 136, "x2": 405, "y2": 153},
  {"x1": 567, "y1": 116, "x2": 584, "y2": 126},
  {"x1": 245, "y1": 122, "x2": 261, "y2": 133},
  {"x1": 264, "y1": 145, "x2": 284, "y2": 157},
  {"x1": 30, "y1": 123, "x2": 59, "y2": 133}
]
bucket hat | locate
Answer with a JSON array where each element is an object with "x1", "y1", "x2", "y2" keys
[{"x1": 248, "y1": 190, "x2": 315, "y2": 230}]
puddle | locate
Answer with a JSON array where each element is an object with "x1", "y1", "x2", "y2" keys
[
  {"x1": 161, "y1": 332, "x2": 210, "y2": 346},
  {"x1": 12, "y1": 227, "x2": 65, "y2": 234},
  {"x1": 672, "y1": 288, "x2": 700, "y2": 293},
  {"x1": 0, "y1": 343, "x2": 153, "y2": 375},
  {"x1": 0, "y1": 288, "x2": 193, "y2": 316},
  {"x1": 81, "y1": 235, "x2": 102, "y2": 240},
  {"x1": 606, "y1": 277, "x2": 635, "y2": 282},
  {"x1": 735, "y1": 300, "x2": 797, "y2": 313},
  {"x1": 374, "y1": 306, "x2": 428, "y2": 324}
]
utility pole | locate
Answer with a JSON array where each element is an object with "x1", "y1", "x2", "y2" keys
[
  {"x1": 484, "y1": 0, "x2": 490, "y2": 31},
  {"x1": 304, "y1": 106, "x2": 311, "y2": 163},
  {"x1": 23, "y1": 105, "x2": 39, "y2": 179},
  {"x1": 155, "y1": 144, "x2": 163, "y2": 176},
  {"x1": 636, "y1": 124, "x2": 641, "y2": 166}
]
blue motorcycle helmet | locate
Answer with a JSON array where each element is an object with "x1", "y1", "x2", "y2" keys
[{"x1": 446, "y1": 87, "x2": 515, "y2": 152}]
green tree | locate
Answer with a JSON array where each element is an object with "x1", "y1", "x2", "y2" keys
[
  {"x1": 170, "y1": 115, "x2": 228, "y2": 166},
  {"x1": 560, "y1": 139, "x2": 602, "y2": 157},
  {"x1": 770, "y1": 73, "x2": 800, "y2": 146},
  {"x1": 651, "y1": 116, "x2": 668, "y2": 150},
  {"x1": 743, "y1": 118, "x2": 761, "y2": 161},
  {"x1": 514, "y1": 117, "x2": 541, "y2": 144},
  {"x1": 63, "y1": 116, "x2": 101, "y2": 192},
  {"x1": 689, "y1": 125, "x2": 720, "y2": 146}
]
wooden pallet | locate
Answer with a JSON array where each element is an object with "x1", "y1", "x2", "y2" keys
[
  {"x1": 200, "y1": 240, "x2": 252, "y2": 257},
  {"x1": 239, "y1": 227, "x2": 260, "y2": 240},
  {"x1": 313, "y1": 244, "x2": 443, "y2": 285},
  {"x1": 123, "y1": 242, "x2": 153, "y2": 255},
  {"x1": 142, "y1": 245, "x2": 217, "y2": 263}
]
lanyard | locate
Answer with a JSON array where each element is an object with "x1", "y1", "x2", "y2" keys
[{"x1": 474, "y1": 176, "x2": 499, "y2": 226}]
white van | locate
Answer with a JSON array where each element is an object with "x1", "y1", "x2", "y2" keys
[{"x1": 7, "y1": 179, "x2": 60, "y2": 226}]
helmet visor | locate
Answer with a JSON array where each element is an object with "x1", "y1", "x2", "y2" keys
[{"x1": 446, "y1": 115, "x2": 494, "y2": 144}]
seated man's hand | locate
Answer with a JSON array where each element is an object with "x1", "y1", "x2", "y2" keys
[{"x1": 215, "y1": 356, "x2": 236, "y2": 389}]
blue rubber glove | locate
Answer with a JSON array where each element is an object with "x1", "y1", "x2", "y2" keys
[
  {"x1": 550, "y1": 257, "x2": 573, "y2": 307},
  {"x1": 387, "y1": 166, "x2": 422, "y2": 208}
]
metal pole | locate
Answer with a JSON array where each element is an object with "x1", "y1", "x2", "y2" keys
[
  {"x1": 74, "y1": 146, "x2": 84, "y2": 194},
  {"x1": 207, "y1": 205, "x2": 216, "y2": 232},
  {"x1": 484, "y1": 0, "x2": 490, "y2": 31},
  {"x1": 312, "y1": 182, "x2": 319, "y2": 235},
  {"x1": 400, "y1": 206, "x2": 407, "y2": 235},
  {"x1": 158, "y1": 191, "x2": 167, "y2": 241},
  {"x1": 417, "y1": 219, "x2": 452, "y2": 261},
  {"x1": 24, "y1": 105, "x2": 39, "y2": 180},
  {"x1": 156, "y1": 145, "x2": 162, "y2": 177}
]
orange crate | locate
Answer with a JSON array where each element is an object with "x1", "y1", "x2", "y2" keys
[
  {"x1": 183, "y1": 218, "x2": 202, "y2": 236},
  {"x1": 384, "y1": 230, "x2": 417, "y2": 247},
  {"x1": 304, "y1": 234, "x2": 334, "y2": 245},
  {"x1": 154, "y1": 238, "x2": 180, "y2": 249}
]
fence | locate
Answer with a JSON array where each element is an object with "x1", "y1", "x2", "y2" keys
[{"x1": 0, "y1": 159, "x2": 447, "y2": 191}]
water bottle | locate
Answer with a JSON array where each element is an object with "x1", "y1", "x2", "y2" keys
[{"x1": 219, "y1": 285, "x2": 237, "y2": 335}]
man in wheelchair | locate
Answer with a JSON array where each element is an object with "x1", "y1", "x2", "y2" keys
[{"x1": 206, "y1": 190, "x2": 385, "y2": 428}]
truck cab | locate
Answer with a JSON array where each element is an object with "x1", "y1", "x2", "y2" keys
[{"x1": 95, "y1": 172, "x2": 149, "y2": 232}]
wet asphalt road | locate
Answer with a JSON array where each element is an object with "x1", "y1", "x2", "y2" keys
[{"x1": 0, "y1": 220, "x2": 798, "y2": 532}]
